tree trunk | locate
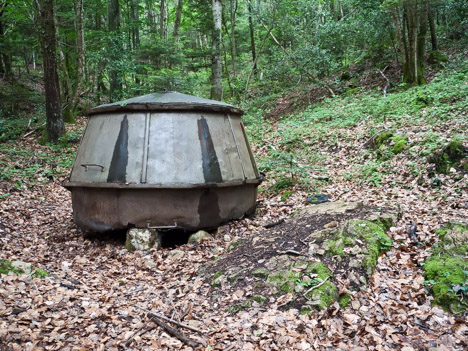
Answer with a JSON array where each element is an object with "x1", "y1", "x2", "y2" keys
[
  {"x1": 159, "y1": 0, "x2": 167, "y2": 40},
  {"x1": 229, "y1": 0, "x2": 237, "y2": 78},
  {"x1": 417, "y1": 0, "x2": 428, "y2": 84},
  {"x1": 0, "y1": 4, "x2": 12, "y2": 81},
  {"x1": 145, "y1": 0, "x2": 157, "y2": 37},
  {"x1": 108, "y1": 0, "x2": 122, "y2": 101},
  {"x1": 247, "y1": 0, "x2": 257, "y2": 78},
  {"x1": 36, "y1": 0, "x2": 65, "y2": 143},
  {"x1": 428, "y1": 6, "x2": 437, "y2": 51},
  {"x1": 210, "y1": 0, "x2": 223, "y2": 100},
  {"x1": 173, "y1": 0, "x2": 183, "y2": 44}
]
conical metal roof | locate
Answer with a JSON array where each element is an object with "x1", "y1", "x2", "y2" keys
[{"x1": 88, "y1": 91, "x2": 243, "y2": 115}]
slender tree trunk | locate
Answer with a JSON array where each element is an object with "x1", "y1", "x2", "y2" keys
[
  {"x1": 211, "y1": 0, "x2": 223, "y2": 100},
  {"x1": 247, "y1": 0, "x2": 257, "y2": 78},
  {"x1": 229, "y1": 0, "x2": 237, "y2": 78},
  {"x1": 63, "y1": 0, "x2": 86, "y2": 121},
  {"x1": 428, "y1": 6, "x2": 437, "y2": 50},
  {"x1": 0, "y1": 4, "x2": 12, "y2": 81},
  {"x1": 108, "y1": 0, "x2": 122, "y2": 101},
  {"x1": 173, "y1": 0, "x2": 183, "y2": 44},
  {"x1": 36, "y1": 0, "x2": 65, "y2": 143},
  {"x1": 145, "y1": 0, "x2": 157, "y2": 37},
  {"x1": 417, "y1": 0, "x2": 428, "y2": 84},
  {"x1": 159, "y1": 0, "x2": 167, "y2": 40}
]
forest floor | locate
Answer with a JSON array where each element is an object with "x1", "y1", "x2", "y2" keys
[{"x1": 1, "y1": 62, "x2": 468, "y2": 350}]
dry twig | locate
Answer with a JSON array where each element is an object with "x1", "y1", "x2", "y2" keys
[{"x1": 304, "y1": 276, "x2": 330, "y2": 297}]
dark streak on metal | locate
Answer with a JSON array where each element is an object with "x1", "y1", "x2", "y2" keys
[
  {"x1": 197, "y1": 117, "x2": 223, "y2": 183},
  {"x1": 198, "y1": 189, "x2": 221, "y2": 228},
  {"x1": 107, "y1": 115, "x2": 129, "y2": 183}
]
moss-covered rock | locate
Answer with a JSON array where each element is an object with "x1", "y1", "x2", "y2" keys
[
  {"x1": 431, "y1": 138, "x2": 467, "y2": 174},
  {"x1": 428, "y1": 50, "x2": 449, "y2": 65},
  {"x1": 423, "y1": 223, "x2": 468, "y2": 313},
  {"x1": 0, "y1": 260, "x2": 48, "y2": 278},
  {"x1": 374, "y1": 131, "x2": 393, "y2": 149},
  {"x1": 391, "y1": 135, "x2": 407, "y2": 154},
  {"x1": 323, "y1": 220, "x2": 392, "y2": 276},
  {"x1": 339, "y1": 293, "x2": 351, "y2": 309}
]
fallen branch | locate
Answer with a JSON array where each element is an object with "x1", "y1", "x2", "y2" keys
[
  {"x1": 23, "y1": 122, "x2": 45, "y2": 138},
  {"x1": 304, "y1": 276, "x2": 330, "y2": 298},
  {"x1": 263, "y1": 218, "x2": 285, "y2": 228},
  {"x1": 276, "y1": 249, "x2": 303, "y2": 256},
  {"x1": 362, "y1": 129, "x2": 388, "y2": 149},
  {"x1": 137, "y1": 307, "x2": 203, "y2": 334},
  {"x1": 408, "y1": 221, "x2": 418, "y2": 244},
  {"x1": 147, "y1": 314, "x2": 200, "y2": 349},
  {"x1": 377, "y1": 66, "x2": 390, "y2": 97}
]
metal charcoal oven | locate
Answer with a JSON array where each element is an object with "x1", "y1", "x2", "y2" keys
[{"x1": 64, "y1": 92, "x2": 262, "y2": 232}]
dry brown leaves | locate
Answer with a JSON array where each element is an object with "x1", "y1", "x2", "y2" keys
[{"x1": 0, "y1": 115, "x2": 467, "y2": 350}]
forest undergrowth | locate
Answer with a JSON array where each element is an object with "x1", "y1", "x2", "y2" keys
[{"x1": 0, "y1": 61, "x2": 467, "y2": 350}]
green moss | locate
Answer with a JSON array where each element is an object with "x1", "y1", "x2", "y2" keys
[
  {"x1": 268, "y1": 270, "x2": 301, "y2": 294},
  {"x1": 252, "y1": 268, "x2": 269, "y2": 278},
  {"x1": 339, "y1": 294, "x2": 351, "y2": 309},
  {"x1": 428, "y1": 50, "x2": 449, "y2": 65},
  {"x1": 32, "y1": 268, "x2": 49, "y2": 278},
  {"x1": 433, "y1": 139, "x2": 466, "y2": 174},
  {"x1": 423, "y1": 255, "x2": 468, "y2": 312},
  {"x1": 211, "y1": 271, "x2": 224, "y2": 287},
  {"x1": 435, "y1": 223, "x2": 468, "y2": 239},
  {"x1": 391, "y1": 135, "x2": 407, "y2": 154},
  {"x1": 346, "y1": 220, "x2": 392, "y2": 274},
  {"x1": 0, "y1": 260, "x2": 23, "y2": 275},
  {"x1": 304, "y1": 279, "x2": 339, "y2": 310},
  {"x1": 281, "y1": 190, "x2": 294, "y2": 202},
  {"x1": 374, "y1": 131, "x2": 393, "y2": 149},
  {"x1": 324, "y1": 238, "x2": 345, "y2": 256},
  {"x1": 273, "y1": 177, "x2": 295, "y2": 191},
  {"x1": 252, "y1": 295, "x2": 267, "y2": 304},
  {"x1": 227, "y1": 239, "x2": 244, "y2": 252},
  {"x1": 0, "y1": 260, "x2": 48, "y2": 278}
]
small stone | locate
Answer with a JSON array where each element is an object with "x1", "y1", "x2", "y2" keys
[
  {"x1": 144, "y1": 259, "x2": 157, "y2": 269},
  {"x1": 168, "y1": 249, "x2": 185, "y2": 260},
  {"x1": 324, "y1": 221, "x2": 338, "y2": 229},
  {"x1": 252, "y1": 268, "x2": 269, "y2": 278},
  {"x1": 11, "y1": 261, "x2": 33, "y2": 275},
  {"x1": 126, "y1": 228, "x2": 160, "y2": 251},
  {"x1": 188, "y1": 230, "x2": 213, "y2": 244},
  {"x1": 306, "y1": 194, "x2": 329, "y2": 204},
  {"x1": 224, "y1": 234, "x2": 232, "y2": 242}
]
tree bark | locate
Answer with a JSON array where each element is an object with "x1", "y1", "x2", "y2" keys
[
  {"x1": 247, "y1": 0, "x2": 257, "y2": 78},
  {"x1": 159, "y1": 0, "x2": 167, "y2": 40},
  {"x1": 108, "y1": 0, "x2": 122, "y2": 101},
  {"x1": 210, "y1": 0, "x2": 223, "y2": 100},
  {"x1": 390, "y1": 0, "x2": 428, "y2": 86},
  {"x1": 36, "y1": 0, "x2": 65, "y2": 143},
  {"x1": 428, "y1": 6, "x2": 437, "y2": 51},
  {"x1": 417, "y1": 0, "x2": 428, "y2": 84},
  {"x1": 229, "y1": 0, "x2": 237, "y2": 78},
  {"x1": 173, "y1": 0, "x2": 183, "y2": 44},
  {"x1": 0, "y1": 3, "x2": 12, "y2": 80}
]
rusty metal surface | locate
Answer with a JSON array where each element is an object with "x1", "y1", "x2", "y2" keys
[
  {"x1": 88, "y1": 91, "x2": 243, "y2": 116},
  {"x1": 71, "y1": 185, "x2": 258, "y2": 232}
]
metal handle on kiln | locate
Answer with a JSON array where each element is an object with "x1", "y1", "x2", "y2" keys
[{"x1": 81, "y1": 164, "x2": 105, "y2": 172}]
